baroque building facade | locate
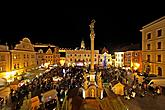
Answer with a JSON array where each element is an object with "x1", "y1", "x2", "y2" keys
[
  {"x1": 0, "y1": 45, "x2": 10, "y2": 77},
  {"x1": 59, "y1": 40, "x2": 113, "y2": 68},
  {"x1": 124, "y1": 50, "x2": 142, "y2": 72},
  {"x1": 141, "y1": 16, "x2": 165, "y2": 76},
  {"x1": 10, "y1": 38, "x2": 37, "y2": 73},
  {"x1": 34, "y1": 44, "x2": 60, "y2": 67}
]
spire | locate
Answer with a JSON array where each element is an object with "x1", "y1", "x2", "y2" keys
[{"x1": 81, "y1": 38, "x2": 85, "y2": 49}]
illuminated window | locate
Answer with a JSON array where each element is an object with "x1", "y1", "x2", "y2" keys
[
  {"x1": 14, "y1": 54, "x2": 17, "y2": 59},
  {"x1": 157, "y1": 29, "x2": 162, "y2": 37},
  {"x1": 157, "y1": 42, "x2": 161, "y2": 49},
  {"x1": 158, "y1": 55, "x2": 161, "y2": 62},
  {"x1": 147, "y1": 33, "x2": 151, "y2": 39},
  {"x1": 0, "y1": 67, "x2": 2, "y2": 71},
  {"x1": 147, "y1": 44, "x2": 150, "y2": 50}
]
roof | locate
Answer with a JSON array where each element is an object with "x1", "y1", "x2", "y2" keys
[
  {"x1": 141, "y1": 16, "x2": 165, "y2": 30},
  {"x1": 34, "y1": 47, "x2": 55, "y2": 53}
]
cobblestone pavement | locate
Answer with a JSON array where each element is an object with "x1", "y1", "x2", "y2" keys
[{"x1": 120, "y1": 94, "x2": 165, "y2": 110}]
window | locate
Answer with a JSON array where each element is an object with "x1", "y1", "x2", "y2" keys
[
  {"x1": 108, "y1": 59, "x2": 110, "y2": 61},
  {"x1": 135, "y1": 53, "x2": 138, "y2": 56},
  {"x1": 147, "y1": 33, "x2": 151, "y2": 39},
  {"x1": 158, "y1": 55, "x2": 161, "y2": 62},
  {"x1": 100, "y1": 59, "x2": 102, "y2": 62},
  {"x1": 121, "y1": 54, "x2": 123, "y2": 57},
  {"x1": 14, "y1": 64, "x2": 16, "y2": 69},
  {"x1": 0, "y1": 67, "x2": 2, "y2": 72},
  {"x1": 95, "y1": 58, "x2": 96, "y2": 61},
  {"x1": 84, "y1": 54, "x2": 86, "y2": 57},
  {"x1": 14, "y1": 54, "x2": 17, "y2": 59},
  {"x1": 147, "y1": 44, "x2": 150, "y2": 50},
  {"x1": 24, "y1": 54, "x2": 26, "y2": 58},
  {"x1": 157, "y1": 29, "x2": 162, "y2": 37},
  {"x1": 17, "y1": 64, "x2": 19, "y2": 68},
  {"x1": 157, "y1": 42, "x2": 161, "y2": 49},
  {"x1": 75, "y1": 54, "x2": 77, "y2": 56},
  {"x1": 70, "y1": 59, "x2": 72, "y2": 61},
  {"x1": 147, "y1": 55, "x2": 150, "y2": 62}
]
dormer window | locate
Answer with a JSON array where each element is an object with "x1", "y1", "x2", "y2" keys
[{"x1": 38, "y1": 49, "x2": 43, "y2": 53}]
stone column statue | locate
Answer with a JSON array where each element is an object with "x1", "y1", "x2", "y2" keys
[{"x1": 89, "y1": 19, "x2": 96, "y2": 32}]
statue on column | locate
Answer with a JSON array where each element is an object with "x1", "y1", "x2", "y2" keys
[
  {"x1": 89, "y1": 19, "x2": 96, "y2": 38},
  {"x1": 89, "y1": 19, "x2": 96, "y2": 31}
]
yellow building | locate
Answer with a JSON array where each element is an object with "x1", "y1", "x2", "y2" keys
[
  {"x1": 141, "y1": 16, "x2": 165, "y2": 76},
  {"x1": 34, "y1": 44, "x2": 60, "y2": 66},
  {"x1": 60, "y1": 48, "x2": 99, "y2": 67},
  {"x1": 10, "y1": 37, "x2": 37, "y2": 73},
  {"x1": 0, "y1": 45, "x2": 10, "y2": 78}
]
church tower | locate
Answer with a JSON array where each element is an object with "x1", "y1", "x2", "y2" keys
[
  {"x1": 81, "y1": 39, "x2": 85, "y2": 49},
  {"x1": 83, "y1": 19, "x2": 103, "y2": 99}
]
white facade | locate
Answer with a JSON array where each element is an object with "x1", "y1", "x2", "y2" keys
[
  {"x1": 114, "y1": 52, "x2": 124, "y2": 67},
  {"x1": 98, "y1": 52, "x2": 112, "y2": 67}
]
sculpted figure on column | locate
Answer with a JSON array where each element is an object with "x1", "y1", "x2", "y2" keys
[{"x1": 89, "y1": 19, "x2": 96, "y2": 32}]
